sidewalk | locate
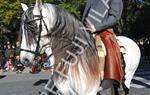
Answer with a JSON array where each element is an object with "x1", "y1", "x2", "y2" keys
[
  {"x1": 0, "y1": 67, "x2": 31, "y2": 75},
  {"x1": 0, "y1": 67, "x2": 52, "y2": 76}
]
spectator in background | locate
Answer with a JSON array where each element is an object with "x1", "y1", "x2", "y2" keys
[
  {"x1": 13, "y1": 41, "x2": 21, "y2": 69},
  {"x1": 4, "y1": 58, "x2": 14, "y2": 71},
  {"x1": 0, "y1": 63, "x2": 1, "y2": 71},
  {"x1": 5, "y1": 43, "x2": 16, "y2": 68},
  {"x1": 0, "y1": 48, "x2": 5, "y2": 71},
  {"x1": 0, "y1": 45, "x2": 7, "y2": 71},
  {"x1": 14, "y1": 41, "x2": 20, "y2": 57},
  {"x1": 30, "y1": 55, "x2": 42, "y2": 73},
  {"x1": 4, "y1": 43, "x2": 14, "y2": 61},
  {"x1": 15, "y1": 56, "x2": 24, "y2": 73}
]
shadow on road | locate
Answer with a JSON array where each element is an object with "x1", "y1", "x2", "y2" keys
[
  {"x1": 132, "y1": 78, "x2": 150, "y2": 88},
  {"x1": 33, "y1": 79, "x2": 48, "y2": 86},
  {"x1": 0, "y1": 75, "x2": 6, "y2": 79},
  {"x1": 132, "y1": 59, "x2": 150, "y2": 88}
]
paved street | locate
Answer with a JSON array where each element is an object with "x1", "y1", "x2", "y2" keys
[
  {"x1": 128, "y1": 59, "x2": 150, "y2": 95},
  {"x1": 0, "y1": 71, "x2": 49, "y2": 95},
  {"x1": 100, "y1": 59, "x2": 150, "y2": 95},
  {"x1": 0, "y1": 59, "x2": 150, "y2": 95},
  {"x1": 131, "y1": 60, "x2": 150, "y2": 89}
]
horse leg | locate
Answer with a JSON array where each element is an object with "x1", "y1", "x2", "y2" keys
[
  {"x1": 39, "y1": 75, "x2": 60, "y2": 95},
  {"x1": 97, "y1": 79, "x2": 127, "y2": 95},
  {"x1": 119, "y1": 83, "x2": 129, "y2": 95},
  {"x1": 100, "y1": 79, "x2": 118, "y2": 90},
  {"x1": 111, "y1": 84, "x2": 119, "y2": 95},
  {"x1": 111, "y1": 82, "x2": 129, "y2": 95},
  {"x1": 97, "y1": 79, "x2": 118, "y2": 94},
  {"x1": 96, "y1": 92, "x2": 101, "y2": 95}
]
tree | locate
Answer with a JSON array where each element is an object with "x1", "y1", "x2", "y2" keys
[
  {"x1": 130, "y1": 0, "x2": 150, "y2": 39},
  {"x1": 0, "y1": 1, "x2": 21, "y2": 43},
  {"x1": 0, "y1": 0, "x2": 149, "y2": 44},
  {"x1": 44, "y1": 0, "x2": 86, "y2": 19},
  {"x1": 0, "y1": 0, "x2": 85, "y2": 44},
  {"x1": 115, "y1": 0, "x2": 149, "y2": 39}
]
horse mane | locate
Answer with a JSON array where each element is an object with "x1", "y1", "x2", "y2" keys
[
  {"x1": 20, "y1": 3, "x2": 101, "y2": 91},
  {"x1": 48, "y1": 4, "x2": 97, "y2": 54},
  {"x1": 20, "y1": 6, "x2": 37, "y2": 46},
  {"x1": 44, "y1": 4, "x2": 100, "y2": 89}
]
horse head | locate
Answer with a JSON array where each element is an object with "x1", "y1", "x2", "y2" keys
[
  {"x1": 19, "y1": 0, "x2": 55, "y2": 64},
  {"x1": 19, "y1": 0, "x2": 102, "y2": 94}
]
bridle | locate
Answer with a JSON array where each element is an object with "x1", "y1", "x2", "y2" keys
[
  {"x1": 20, "y1": 7, "x2": 53, "y2": 60},
  {"x1": 20, "y1": 5, "x2": 88, "y2": 65}
]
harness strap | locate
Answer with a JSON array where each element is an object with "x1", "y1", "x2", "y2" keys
[{"x1": 117, "y1": 39, "x2": 127, "y2": 55}]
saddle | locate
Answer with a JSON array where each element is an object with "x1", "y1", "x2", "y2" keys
[{"x1": 95, "y1": 34, "x2": 126, "y2": 80}]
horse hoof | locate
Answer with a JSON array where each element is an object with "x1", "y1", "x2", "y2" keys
[{"x1": 118, "y1": 88, "x2": 126, "y2": 95}]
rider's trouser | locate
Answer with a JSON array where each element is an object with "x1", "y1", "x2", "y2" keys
[{"x1": 99, "y1": 28, "x2": 124, "y2": 83}]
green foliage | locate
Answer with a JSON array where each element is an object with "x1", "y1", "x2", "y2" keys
[
  {"x1": 0, "y1": 0, "x2": 150, "y2": 44},
  {"x1": 116, "y1": 0, "x2": 150, "y2": 39},
  {"x1": 130, "y1": 0, "x2": 150, "y2": 39},
  {"x1": 0, "y1": 0, "x2": 86, "y2": 44},
  {"x1": 0, "y1": 0, "x2": 85, "y2": 31},
  {"x1": 44, "y1": 0, "x2": 86, "y2": 19},
  {"x1": 0, "y1": 0, "x2": 36, "y2": 44},
  {"x1": 0, "y1": 0, "x2": 21, "y2": 27}
]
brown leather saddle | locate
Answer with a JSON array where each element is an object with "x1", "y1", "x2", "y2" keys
[{"x1": 94, "y1": 34, "x2": 126, "y2": 80}]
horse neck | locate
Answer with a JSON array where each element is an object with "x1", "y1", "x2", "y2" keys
[
  {"x1": 43, "y1": 4, "x2": 57, "y2": 30},
  {"x1": 45, "y1": 4, "x2": 101, "y2": 93}
]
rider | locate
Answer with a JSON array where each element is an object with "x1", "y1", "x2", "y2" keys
[{"x1": 82, "y1": 0, "x2": 124, "y2": 90}]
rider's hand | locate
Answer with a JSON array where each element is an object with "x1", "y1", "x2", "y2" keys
[{"x1": 87, "y1": 24, "x2": 96, "y2": 33}]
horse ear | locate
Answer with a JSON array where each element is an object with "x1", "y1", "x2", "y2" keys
[
  {"x1": 33, "y1": 0, "x2": 43, "y2": 15},
  {"x1": 21, "y1": 3, "x2": 28, "y2": 11},
  {"x1": 35, "y1": 0, "x2": 43, "y2": 10}
]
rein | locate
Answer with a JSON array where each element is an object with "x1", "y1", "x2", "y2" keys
[{"x1": 35, "y1": 9, "x2": 42, "y2": 58}]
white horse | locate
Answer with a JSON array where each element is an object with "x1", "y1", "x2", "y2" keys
[{"x1": 19, "y1": 0, "x2": 141, "y2": 95}]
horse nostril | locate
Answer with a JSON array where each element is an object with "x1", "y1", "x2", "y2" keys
[
  {"x1": 24, "y1": 58, "x2": 29, "y2": 63},
  {"x1": 21, "y1": 58, "x2": 28, "y2": 63}
]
